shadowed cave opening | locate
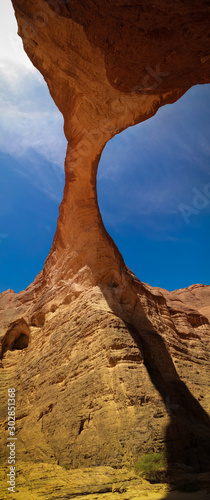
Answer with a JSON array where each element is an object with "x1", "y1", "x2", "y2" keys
[
  {"x1": 10, "y1": 333, "x2": 29, "y2": 350},
  {"x1": 1, "y1": 319, "x2": 30, "y2": 360}
]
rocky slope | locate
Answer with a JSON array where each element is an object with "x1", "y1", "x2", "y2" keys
[{"x1": 0, "y1": 0, "x2": 210, "y2": 495}]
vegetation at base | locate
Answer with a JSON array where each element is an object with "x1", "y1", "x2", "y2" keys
[
  {"x1": 134, "y1": 451, "x2": 167, "y2": 483},
  {"x1": 63, "y1": 464, "x2": 68, "y2": 470}
]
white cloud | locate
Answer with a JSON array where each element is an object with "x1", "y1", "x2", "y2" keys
[
  {"x1": 0, "y1": 60, "x2": 67, "y2": 167},
  {"x1": 0, "y1": 2, "x2": 67, "y2": 201},
  {"x1": 0, "y1": 0, "x2": 34, "y2": 69},
  {"x1": 1, "y1": 1, "x2": 210, "y2": 229},
  {"x1": 0, "y1": 59, "x2": 67, "y2": 202},
  {"x1": 199, "y1": 137, "x2": 210, "y2": 158}
]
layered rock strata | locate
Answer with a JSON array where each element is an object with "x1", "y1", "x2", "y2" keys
[{"x1": 0, "y1": 0, "x2": 210, "y2": 486}]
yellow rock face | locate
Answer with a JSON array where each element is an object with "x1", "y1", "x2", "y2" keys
[{"x1": 0, "y1": 0, "x2": 210, "y2": 496}]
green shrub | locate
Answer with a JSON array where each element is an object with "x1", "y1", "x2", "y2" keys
[
  {"x1": 134, "y1": 451, "x2": 167, "y2": 483},
  {"x1": 63, "y1": 464, "x2": 68, "y2": 470}
]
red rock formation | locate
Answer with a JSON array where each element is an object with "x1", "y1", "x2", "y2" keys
[{"x1": 0, "y1": 0, "x2": 210, "y2": 484}]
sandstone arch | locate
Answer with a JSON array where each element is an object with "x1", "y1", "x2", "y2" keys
[{"x1": 0, "y1": 0, "x2": 209, "y2": 491}]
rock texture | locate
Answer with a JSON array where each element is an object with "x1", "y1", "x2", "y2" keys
[
  {"x1": 1, "y1": 460, "x2": 210, "y2": 500},
  {"x1": 0, "y1": 0, "x2": 210, "y2": 494}
]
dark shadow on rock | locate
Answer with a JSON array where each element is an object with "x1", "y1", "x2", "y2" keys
[
  {"x1": 132, "y1": 325, "x2": 210, "y2": 466},
  {"x1": 101, "y1": 284, "x2": 210, "y2": 493}
]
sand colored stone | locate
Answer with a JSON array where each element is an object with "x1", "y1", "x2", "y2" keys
[{"x1": 0, "y1": 0, "x2": 210, "y2": 496}]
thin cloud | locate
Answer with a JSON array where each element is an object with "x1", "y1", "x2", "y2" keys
[
  {"x1": 0, "y1": 0, "x2": 35, "y2": 70},
  {"x1": 0, "y1": 60, "x2": 66, "y2": 201},
  {"x1": 98, "y1": 84, "x2": 210, "y2": 234},
  {"x1": 0, "y1": 60, "x2": 67, "y2": 167}
]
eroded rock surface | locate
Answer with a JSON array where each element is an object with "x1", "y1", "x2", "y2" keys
[{"x1": 0, "y1": 0, "x2": 210, "y2": 491}]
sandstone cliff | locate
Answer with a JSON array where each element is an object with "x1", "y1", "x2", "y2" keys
[{"x1": 0, "y1": 0, "x2": 210, "y2": 496}]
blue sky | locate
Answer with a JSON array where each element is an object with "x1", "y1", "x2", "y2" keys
[{"x1": 0, "y1": 1, "x2": 210, "y2": 293}]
